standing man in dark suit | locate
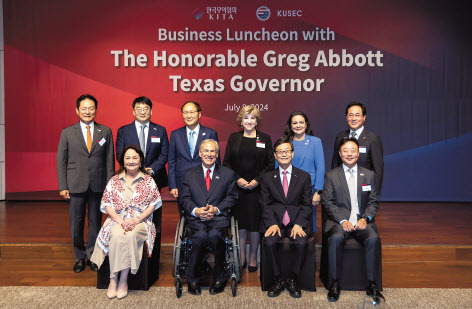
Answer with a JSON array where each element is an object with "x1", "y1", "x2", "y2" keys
[
  {"x1": 168, "y1": 101, "x2": 220, "y2": 201},
  {"x1": 180, "y1": 139, "x2": 238, "y2": 295},
  {"x1": 115, "y1": 96, "x2": 169, "y2": 191},
  {"x1": 322, "y1": 137, "x2": 383, "y2": 302},
  {"x1": 57, "y1": 94, "x2": 115, "y2": 273},
  {"x1": 331, "y1": 102, "x2": 384, "y2": 195},
  {"x1": 261, "y1": 138, "x2": 312, "y2": 298}
]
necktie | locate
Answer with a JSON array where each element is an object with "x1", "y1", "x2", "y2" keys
[
  {"x1": 347, "y1": 168, "x2": 359, "y2": 225},
  {"x1": 205, "y1": 169, "x2": 211, "y2": 192},
  {"x1": 351, "y1": 131, "x2": 357, "y2": 139},
  {"x1": 86, "y1": 126, "x2": 92, "y2": 153},
  {"x1": 189, "y1": 131, "x2": 195, "y2": 157},
  {"x1": 139, "y1": 125, "x2": 146, "y2": 157},
  {"x1": 282, "y1": 171, "x2": 290, "y2": 225}
]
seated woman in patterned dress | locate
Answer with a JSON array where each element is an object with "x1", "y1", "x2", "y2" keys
[{"x1": 91, "y1": 144, "x2": 162, "y2": 299}]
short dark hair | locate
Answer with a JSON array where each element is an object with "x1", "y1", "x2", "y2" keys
[
  {"x1": 274, "y1": 138, "x2": 293, "y2": 152},
  {"x1": 345, "y1": 101, "x2": 366, "y2": 116},
  {"x1": 132, "y1": 96, "x2": 153, "y2": 109},
  {"x1": 76, "y1": 94, "x2": 98, "y2": 109},
  {"x1": 339, "y1": 137, "x2": 359, "y2": 149},
  {"x1": 115, "y1": 144, "x2": 150, "y2": 176},
  {"x1": 181, "y1": 101, "x2": 202, "y2": 112},
  {"x1": 282, "y1": 111, "x2": 314, "y2": 140}
]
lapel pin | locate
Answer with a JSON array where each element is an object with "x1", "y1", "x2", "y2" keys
[
  {"x1": 360, "y1": 173, "x2": 364, "y2": 176},
  {"x1": 97, "y1": 128, "x2": 101, "y2": 132},
  {"x1": 154, "y1": 127, "x2": 157, "y2": 130},
  {"x1": 202, "y1": 133, "x2": 206, "y2": 136},
  {"x1": 274, "y1": 175, "x2": 277, "y2": 178},
  {"x1": 215, "y1": 176, "x2": 220, "y2": 179}
]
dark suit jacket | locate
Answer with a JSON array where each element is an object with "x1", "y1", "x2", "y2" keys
[
  {"x1": 180, "y1": 164, "x2": 238, "y2": 227},
  {"x1": 116, "y1": 121, "x2": 169, "y2": 190},
  {"x1": 57, "y1": 122, "x2": 115, "y2": 193},
  {"x1": 260, "y1": 166, "x2": 313, "y2": 233},
  {"x1": 331, "y1": 129, "x2": 384, "y2": 194},
  {"x1": 168, "y1": 125, "x2": 220, "y2": 191},
  {"x1": 321, "y1": 165, "x2": 379, "y2": 232},
  {"x1": 223, "y1": 130, "x2": 275, "y2": 183}
]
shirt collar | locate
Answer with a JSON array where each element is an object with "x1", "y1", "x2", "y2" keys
[
  {"x1": 119, "y1": 170, "x2": 145, "y2": 181},
  {"x1": 186, "y1": 123, "x2": 200, "y2": 136},
  {"x1": 202, "y1": 163, "x2": 215, "y2": 174},
  {"x1": 343, "y1": 164, "x2": 358, "y2": 174},
  {"x1": 80, "y1": 121, "x2": 94, "y2": 130},
  {"x1": 350, "y1": 126, "x2": 364, "y2": 137},
  {"x1": 135, "y1": 120, "x2": 150, "y2": 130},
  {"x1": 279, "y1": 164, "x2": 293, "y2": 175}
]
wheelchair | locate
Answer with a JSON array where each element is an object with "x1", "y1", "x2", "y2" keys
[{"x1": 172, "y1": 215, "x2": 242, "y2": 297}]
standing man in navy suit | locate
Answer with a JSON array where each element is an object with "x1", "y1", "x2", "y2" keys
[
  {"x1": 168, "y1": 101, "x2": 220, "y2": 201},
  {"x1": 180, "y1": 139, "x2": 238, "y2": 295},
  {"x1": 116, "y1": 96, "x2": 169, "y2": 191},
  {"x1": 57, "y1": 94, "x2": 115, "y2": 273},
  {"x1": 331, "y1": 102, "x2": 384, "y2": 195}
]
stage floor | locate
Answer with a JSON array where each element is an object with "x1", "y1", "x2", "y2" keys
[{"x1": 1, "y1": 201, "x2": 471, "y2": 288}]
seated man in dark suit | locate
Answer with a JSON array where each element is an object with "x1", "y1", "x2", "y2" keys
[
  {"x1": 260, "y1": 138, "x2": 313, "y2": 298},
  {"x1": 322, "y1": 137, "x2": 383, "y2": 302},
  {"x1": 180, "y1": 139, "x2": 238, "y2": 295}
]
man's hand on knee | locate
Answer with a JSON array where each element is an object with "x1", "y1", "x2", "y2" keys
[
  {"x1": 265, "y1": 225, "x2": 281, "y2": 237},
  {"x1": 290, "y1": 224, "x2": 306, "y2": 239}
]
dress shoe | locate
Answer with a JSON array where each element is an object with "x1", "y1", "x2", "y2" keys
[
  {"x1": 116, "y1": 283, "x2": 128, "y2": 300},
  {"x1": 267, "y1": 278, "x2": 285, "y2": 297},
  {"x1": 106, "y1": 289, "x2": 117, "y2": 299},
  {"x1": 248, "y1": 265, "x2": 258, "y2": 272},
  {"x1": 366, "y1": 281, "x2": 384, "y2": 299},
  {"x1": 89, "y1": 261, "x2": 99, "y2": 271},
  {"x1": 286, "y1": 278, "x2": 302, "y2": 298},
  {"x1": 209, "y1": 280, "x2": 227, "y2": 295},
  {"x1": 73, "y1": 259, "x2": 86, "y2": 273},
  {"x1": 242, "y1": 260, "x2": 248, "y2": 269},
  {"x1": 187, "y1": 282, "x2": 201, "y2": 295},
  {"x1": 327, "y1": 281, "x2": 341, "y2": 302}
]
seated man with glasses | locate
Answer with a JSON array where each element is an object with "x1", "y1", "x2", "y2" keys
[
  {"x1": 260, "y1": 138, "x2": 313, "y2": 298},
  {"x1": 180, "y1": 139, "x2": 237, "y2": 295},
  {"x1": 116, "y1": 96, "x2": 169, "y2": 191}
]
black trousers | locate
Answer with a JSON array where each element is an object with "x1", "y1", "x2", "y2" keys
[
  {"x1": 263, "y1": 225, "x2": 309, "y2": 279},
  {"x1": 186, "y1": 218, "x2": 229, "y2": 283},
  {"x1": 327, "y1": 223, "x2": 381, "y2": 283},
  {"x1": 69, "y1": 189, "x2": 103, "y2": 261}
]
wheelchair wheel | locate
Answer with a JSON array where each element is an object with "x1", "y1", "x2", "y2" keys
[
  {"x1": 172, "y1": 217, "x2": 185, "y2": 277},
  {"x1": 231, "y1": 217, "x2": 242, "y2": 282},
  {"x1": 175, "y1": 278, "x2": 183, "y2": 298},
  {"x1": 231, "y1": 277, "x2": 237, "y2": 297}
]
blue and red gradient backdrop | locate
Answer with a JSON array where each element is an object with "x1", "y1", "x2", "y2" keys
[{"x1": 3, "y1": 0, "x2": 472, "y2": 201}]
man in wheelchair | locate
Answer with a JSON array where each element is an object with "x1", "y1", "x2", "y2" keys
[
  {"x1": 180, "y1": 139, "x2": 238, "y2": 295},
  {"x1": 260, "y1": 138, "x2": 313, "y2": 298}
]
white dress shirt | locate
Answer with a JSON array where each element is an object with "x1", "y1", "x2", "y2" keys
[
  {"x1": 186, "y1": 123, "x2": 200, "y2": 154},
  {"x1": 135, "y1": 120, "x2": 150, "y2": 151},
  {"x1": 340, "y1": 164, "x2": 359, "y2": 225},
  {"x1": 278, "y1": 164, "x2": 293, "y2": 187},
  {"x1": 350, "y1": 126, "x2": 364, "y2": 139},
  {"x1": 191, "y1": 163, "x2": 218, "y2": 216}
]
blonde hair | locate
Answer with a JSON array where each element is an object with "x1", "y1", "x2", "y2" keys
[{"x1": 237, "y1": 105, "x2": 261, "y2": 125}]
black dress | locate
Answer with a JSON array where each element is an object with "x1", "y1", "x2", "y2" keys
[{"x1": 223, "y1": 131, "x2": 275, "y2": 232}]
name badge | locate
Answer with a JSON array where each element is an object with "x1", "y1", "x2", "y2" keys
[
  {"x1": 98, "y1": 138, "x2": 106, "y2": 146},
  {"x1": 362, "y1": 184, "x2": 371, "y2": 191},
  {"x1": 151, "y1": 136, "x2": 160, "y2": 143},
  {"x1": 256, "y1": 141, "x2": 265, "y2": 148},
  {"x1": 359, "y1": 146, "x2": 367, "y2": 153}
]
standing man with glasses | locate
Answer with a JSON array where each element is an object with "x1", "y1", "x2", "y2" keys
[
  {"x1": 57, "y1": 94, "x2": 115, "y2": 273},
  {"x1": 168, "y1": 101, "x2": 220, "y2": 204},
  {"x1": 331, "y1": 102, "x2": 384, "y2": 195},
  {"x1": 116, "y1": 96, "x2": 169, "y2": 192}
]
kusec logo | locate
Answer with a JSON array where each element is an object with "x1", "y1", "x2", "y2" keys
[{"x1": 256, "y1": 6, "x2": 270, "y2": 21}]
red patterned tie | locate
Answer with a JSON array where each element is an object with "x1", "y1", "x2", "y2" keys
[
  {"x1": 205, "y1": 169, "x2": 211, "y2": 192},
  {"x1": 282, "y1": 171, "x2": 290, "y2": 225}
]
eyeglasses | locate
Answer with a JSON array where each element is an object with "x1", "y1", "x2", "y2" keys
[
  {"x1": 183, "y1": 110, "x2": 198, "y2": 115},
  {"x1": 79, "y1": 107, "x2": 95, "y2": 112},
  {"x1": 275, "y1": 150, "x2": 293, "y2": 155},
  {"x1": 135, "y1": 107, "x2": 150, "y2": 113},
  {"x1": 347, "y1": 113, "x2": 363, "y2": 118}
]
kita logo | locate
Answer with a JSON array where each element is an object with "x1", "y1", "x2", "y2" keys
[
  {"x1": 193, "y1": 8, "x2": 203, "y2": 20},
  {"x1": 256, "y1": 6, "x2": 270, "y2": 21}
]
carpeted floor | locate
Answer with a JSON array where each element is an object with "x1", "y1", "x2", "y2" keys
[{"x1": 0, "y1": 287, "x2": 471, "y2": 308}]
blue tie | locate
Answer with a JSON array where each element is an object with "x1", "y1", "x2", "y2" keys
[{"x1": 189, "y1": 131, "x2": 195, "y2": 157}]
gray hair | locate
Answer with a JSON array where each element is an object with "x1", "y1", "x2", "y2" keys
[{"x1": 199, "y1": 139, "x2": 220, "y2": 152}]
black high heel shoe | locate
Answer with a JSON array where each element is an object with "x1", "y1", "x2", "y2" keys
[
  {"x1": 242, "y1": 260, "x2": 248, "y2": 269},
  {"x1": 248, "y1": 264, "x2": 258, "y2": 272}
]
